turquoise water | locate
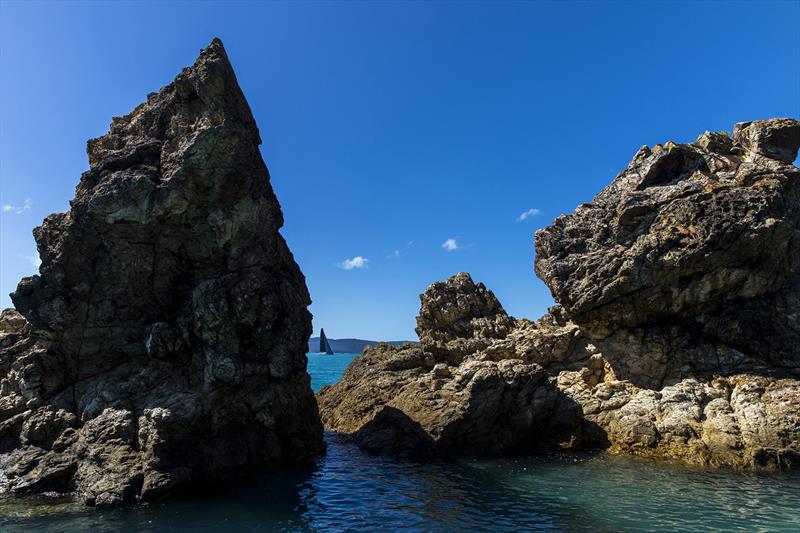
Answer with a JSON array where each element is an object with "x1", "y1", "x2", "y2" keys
[
  {"x1": 1, "y1": 353, "x2": 798, "y2": 532},
  {"x1": 307, "y1": 352, "x2": 359, "y2": 392}
]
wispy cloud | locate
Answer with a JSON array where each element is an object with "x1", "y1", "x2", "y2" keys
[
  {"x1": 392, "y1": 249, "x2": 401, "y2": 257},
  {"x1": 20, "y1": 252, "x2": 41, "y2": 268},
  {"x1": 2, "y1": 198, "x2": 32, "y2": 215},
  {"x1": 338, "y1": 256, "x2": 369, "y2": 270},
  {"x1": 442, "y1": 238, "x2": 460, "y2": 252},
  {"x1": 517, "y1": 208, "x2": 541, "y2": 222}
]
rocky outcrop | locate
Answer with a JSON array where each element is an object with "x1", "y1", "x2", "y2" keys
[
  {"x1": 415, "y1": 273, "x2": 517, "y2": 364},
  {"x1": 318, "y1": 118, "x2": 800, "y2": 469},
  {"x1": 0, "y1": 39, "x2": 323, "y2": 506},
  {"x1": 318, "y1": 275, "x2": 562, "y2": 457},
  {"x1": 534, "y1": 118, "x2": 800, "y2": 383}
]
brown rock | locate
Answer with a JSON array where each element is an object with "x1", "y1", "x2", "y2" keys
[
  {"x1": 534, "y1": 119, "x2": 800, "y2": 377},
  {"x1": 318, "y1": 278, "x2": 568, "y2": 456},
  {"x1": 318, "y1": 119, "x2": 800, "y2": 470},
  {"x1": 733, "y1": 118, "x2": 800, "y2": 163},
  {"x1": 415, "y1": 272, "x2": 517, "y2": 364}
]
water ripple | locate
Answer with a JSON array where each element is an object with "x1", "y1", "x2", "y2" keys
[
  {"x1": 2, "y1": 355, "x2": 798, "y2": 532},
  {"x1": 3, "y1": 433, "x2": 797, "y2": 532}
]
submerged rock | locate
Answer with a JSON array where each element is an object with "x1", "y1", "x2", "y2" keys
[
  {"x1": 0, "y1": 39, "x2": 323, "y2": 505},
  {"x1": 318, "y1": 118, "x2": 800, "y2": 469}
]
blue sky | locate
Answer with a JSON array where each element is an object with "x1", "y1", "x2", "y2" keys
[{"x1": 1, "y1": 1, "x2": 798, "y2": 340}]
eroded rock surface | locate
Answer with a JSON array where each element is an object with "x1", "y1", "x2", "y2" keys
[
  {"x1": 318, "y1": 275, "x2": 562, "y2": 456},
  {"x1": 534, "y1": 118, "x2": 800, "y2": 380},
  {"x1": 0, "y1": 39, "x2": 323, "y2": 505},
  {"x1": 318, "y1": 118, "x2": 800, "y2": 469}
]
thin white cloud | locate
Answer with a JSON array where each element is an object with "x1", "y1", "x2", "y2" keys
[
  {"x1": 2, "y1": 198, "x2": 32, "y2": 215},
  {"x1": 442, "y1": 238, "x2": 460, "y2": 252},
  {"x1": 20, "y1": 252, "x2": 41, "y2": 268},
  {"x1": 517, "y1": 208, "x2": 541, "y2": 222},
  {"x1": 338, "y1": 256, "x2": 369, "y2": 270},
  {"x1": 392, "y1": 249, "x2": 401, "y2": 257}
]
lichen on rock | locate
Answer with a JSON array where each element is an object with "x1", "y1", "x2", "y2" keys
[
  {"x1": 0, "y1": 38, "x2": 323, "y2": 505},
  {"x1": 318, "y1": 118, "x2": 800, "y2": 469}
]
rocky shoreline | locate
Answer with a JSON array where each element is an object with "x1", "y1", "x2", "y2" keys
[
  {"x1": 318, "y1": 118, "x2": 800, "y2": 470},
  {"x1": 0, "y1": 37, "x2": 798, "y2": 509}
]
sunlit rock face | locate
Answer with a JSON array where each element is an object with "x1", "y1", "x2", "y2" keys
[
  {"x1": 319, "y1": 119, "x2": 800, "y2": 469},
  {"x1": 0, "y1": 38, "x2": 323, "y2": 506},
  {"x1": 318, "y1": 274, "x2": 566, "y2": 457},
  {"x1": 534, "y1": 118, "x2": 800, "y2": 383}
]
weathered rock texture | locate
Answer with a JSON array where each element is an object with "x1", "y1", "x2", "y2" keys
[
  {"x1": 318, "y1": 118, "x2": 800, "y2": 469},
  {"x1": 0, "y1": 39, "x2": 323, "y2": 506},
  {"x1": 319, "y1": 275, "x2": 558, "y2": 457}
]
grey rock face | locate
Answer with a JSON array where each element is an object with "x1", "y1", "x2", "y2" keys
[
  {"x1": 318, "y1": 119, "x2": 800, "y2": 469},
  {"x1": 0, "y1": 39, "x2": 323, "y2": 505}
]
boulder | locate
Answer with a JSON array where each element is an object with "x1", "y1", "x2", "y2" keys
[
  {"x1": 0, "y1": 39, "x2": 323, "y2": 505},
  {"x1": 733, "y1": 118, "x2": 800, "y2": 163},
  {"x1": 415, "y1": 272, "x2": 517, "y2": 364}
]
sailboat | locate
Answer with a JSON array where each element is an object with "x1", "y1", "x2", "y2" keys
[{"x1": 319, "y1": 328, "x2": 335, "y2": 355}]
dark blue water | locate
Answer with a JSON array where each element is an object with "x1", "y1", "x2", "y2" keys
[{"x1": 1, "y1": 353, "x2": 798, "y2": 532}]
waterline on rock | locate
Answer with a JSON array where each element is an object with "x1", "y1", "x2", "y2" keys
[
  {"x1": 1, "y1": 355, "x2": 798, "y2": 532},
  {"x1": 1, "y1": 433, "x2": 798, "y2": 532}
]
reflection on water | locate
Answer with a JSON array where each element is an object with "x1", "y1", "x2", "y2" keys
[{"x1": 1, "y1": 353, "x2": 798, "y2": 532}]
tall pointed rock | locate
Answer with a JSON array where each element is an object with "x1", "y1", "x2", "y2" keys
[{"x1": 0, "y1": 39, "x2": 323, "y2": 506}]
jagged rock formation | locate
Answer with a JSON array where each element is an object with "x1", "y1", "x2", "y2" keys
[
  {"x1": 318, "y1": 118, "x2": 800, "y2": 469},
  {"x1": 535, "y1": 120, "x2": 800, "y2": 379},
  {"x1": 0, "y1": 39, "x2": 323, "y2": 506},
  {"x1": 318, "y1": 275, "x2": 559, "y2": 456}
]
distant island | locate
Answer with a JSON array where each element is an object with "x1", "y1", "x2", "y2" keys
[{"x1": 308, "y1": 337, "x2": 416, "y2": 354}]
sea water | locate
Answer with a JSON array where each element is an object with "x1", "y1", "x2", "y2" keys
[
  {"x1": 307, "y1": 352, "x2": 359, "y2": 391},
  {"x1": 1, "y1": 353, "x2": 798, "y2": 532}
]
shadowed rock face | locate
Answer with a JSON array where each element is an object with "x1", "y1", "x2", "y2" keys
[
  {"x1": 318, "y1": 119, "x2": 800, "y2": 469},
  {"x1": 0, "y1": 39, "x2": 323, "y2": 506}
]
